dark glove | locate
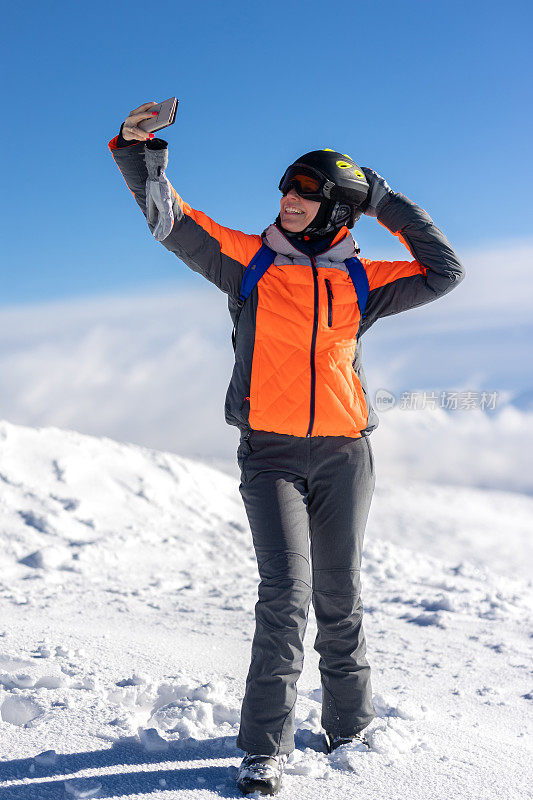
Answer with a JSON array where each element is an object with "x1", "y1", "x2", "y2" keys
[{"x1": 360, "y1": 167, "x2": 395, "y2": 217}]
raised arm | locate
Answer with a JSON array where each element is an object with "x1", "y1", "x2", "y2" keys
[
  {"x1": 357, "y1": 167, "x2": 466, "y2": 336},
  {"x1": 108, "y1": 104, "x2": 261, "y2": 298}
]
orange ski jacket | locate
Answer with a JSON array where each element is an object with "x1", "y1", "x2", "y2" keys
[{"x1": 109, "y1": 136, "x2": 465, "y2": 439}]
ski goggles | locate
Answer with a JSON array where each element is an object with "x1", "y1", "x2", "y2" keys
[{"x1": 278, "y1": 165, "x2": 334, "y2": 201}]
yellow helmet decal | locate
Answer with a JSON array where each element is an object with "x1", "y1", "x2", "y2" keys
[{"x1": 323, "y1": 150, "x2": 363, "y2": 178}]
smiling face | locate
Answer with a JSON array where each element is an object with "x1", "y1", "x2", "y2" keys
[{"x1": 280, "y1": 188, "x2": 322, "y2": 233}]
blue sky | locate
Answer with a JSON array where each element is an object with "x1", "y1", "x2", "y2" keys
[
  {"x1": 0, "y1": 0, "x2": 532, "y2": 482},
  {"x1": 2, "y1": 0, "x2": 531, "y2": 307}
]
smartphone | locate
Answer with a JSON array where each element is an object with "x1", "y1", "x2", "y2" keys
[{"x1": 138, "y1": 97, "x2": 178, "y2": 133}]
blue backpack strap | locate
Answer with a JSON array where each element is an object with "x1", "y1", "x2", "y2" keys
[
  {"x1": 231, "y1": 244, "x2": 276, "y2": 351},
  {"x1": 238, "y1": 244, "x2": 277, "y2": 304},
  {"x1": 345, "y1": 256, "x2": 370, "y2": 320}
]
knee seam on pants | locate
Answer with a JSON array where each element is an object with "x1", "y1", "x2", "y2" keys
[
  {"x1": 254, "y1": 616, "x2": 309, "y2": 633},
  {"x1": 312, "y1": 567, "x2": 361, "y2": 573},
  {"x1": 259, "y1": 577, "x2": 312, "y2": 590},
  {"x1": 259, "y1": 551, "x2": 311, "y2": 569}
]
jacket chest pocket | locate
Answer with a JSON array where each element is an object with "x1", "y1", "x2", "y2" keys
[
  {"x1": 322, "y1": 275, "x2": 360, "y2": 332},
  {"x1": 325, "y1": 279, "x2": 334, "y2": 327}
]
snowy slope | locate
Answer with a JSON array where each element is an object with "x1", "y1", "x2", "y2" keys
[{"x1": 0, "y1": 420, "x2": 531, "y2": 800}]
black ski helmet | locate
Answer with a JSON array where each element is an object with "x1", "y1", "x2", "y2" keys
[{"x1": 278, "y1": 149, "x2": 370, "y2": 238}]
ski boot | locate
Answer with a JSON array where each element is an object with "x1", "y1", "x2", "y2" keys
[
  {"x1": 236, "y1": 752, "x2": 289, "y2": 796},
  {"x1": 325, "y1": 729, "x2": 371, "y2": 753}
]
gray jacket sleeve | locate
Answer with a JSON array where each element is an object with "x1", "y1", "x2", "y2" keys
[
  {"x1": 359, "y1": 192, "x2": 466, "y2": 336},
  {"x1": 109, "y1": 138, "x2": 261, "y2": 299}
]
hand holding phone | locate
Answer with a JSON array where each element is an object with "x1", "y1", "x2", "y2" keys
[
  {"x1": 121, "y1": 100, "x2": 178, "y2": 141},
  {"x1": 138, "y1": 97, "x2": 178, "y2": 134}
]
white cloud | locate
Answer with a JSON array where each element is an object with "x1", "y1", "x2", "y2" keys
[
  {"x1": 0, "y1": 240, "x2": 531, "y2": 494},
  {"x1": 0, "y1": 285, "x2": 238, "y2": 458},
  {"x1": 367, "y1": 236, "x2": 533, "y2": 332},
  {"x1": 372, "y1": 404, "x2": 533, "y2": 495}
]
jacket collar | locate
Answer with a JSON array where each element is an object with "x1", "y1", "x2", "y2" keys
[{"x1": 262, "y1": 223, "x2": 357, "y2": 263}]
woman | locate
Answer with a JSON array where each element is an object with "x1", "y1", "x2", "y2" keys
[{"x1": 109, "y1": 102, "x2": 465, "y2": 796}]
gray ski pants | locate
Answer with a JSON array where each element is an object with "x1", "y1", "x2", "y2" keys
[{"x1": 235, "y1": 429, "x2": 376, "y2": 756}]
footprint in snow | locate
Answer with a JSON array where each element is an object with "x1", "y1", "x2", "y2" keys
[
  {"x1": 64, "y1": 777, "x2": 102, "y2": 798},
  {"x1": 0, "y1": 695, "x2": 45, "y2": 726},
  {"x1": 18, "y1": 545, "x2": 72, "y2": 570},
  {"x1": 50, "y1": 495, "x2": 80, "y2": 512},
  {"x1": 107, "y1": 675, "x2": 241, "y2": 745},
  {"x1": 372, "y1": 692, "x2": 428, "y2": 721},
  {"x1": 401, "y1": 611, "x2": 447, "y2": 628},
  {"x1": 34, "y1": 749, "x2": 58, "y2": 766},
  {"x1": 17, "y1": 510, "x2": 51, "y2": 534},
  {"x1": 420, "y1": 595, "x2": 456, "y2": 612}
]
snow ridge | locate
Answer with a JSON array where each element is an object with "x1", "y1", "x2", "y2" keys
[{"x1": 0, "y1": 420, "x2": 531, "y2": 799}]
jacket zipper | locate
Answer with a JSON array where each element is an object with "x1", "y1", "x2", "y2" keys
[
  {"x1": 325, "y1": 278, "x2": 333, "y2": 327},
  {"x1": 306, "y1": 257, "x2": 319, "y2": 438}
]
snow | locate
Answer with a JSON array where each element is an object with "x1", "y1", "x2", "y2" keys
[{"x1": 0, "y1": 419, "x2": 531, "y2": 799}]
